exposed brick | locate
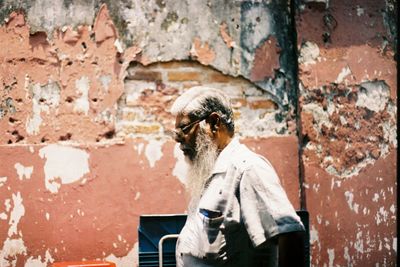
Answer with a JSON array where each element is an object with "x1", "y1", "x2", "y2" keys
[
  {"x1": 168, "y1": 71, "x2": 201, "y2": 81},
  {"x1": 231, "y1": 98, "x2": 247, "y2": 108},
  {"x1": 121, "y1": 124, "x2": 161, "y2": 134},
  {"x1": 248, "y1": 99, "x2": 277, "y2": 110},
  {"x1": 182, "y1": 81, "x2": 201, "y2": 88},
  {"x1": 121, "y1": 110, "x2": 138, "y2": 121},
  {"x1": 207, "y1": 72, "x2": 231, "y2": 83},
  {"x1": 233, "y1": 111, "x2": 241, "y2": 120},
  {"x1": 156, "y1": 61, "x2": 199, "y2": 69},
  {"x1": 126, "y1": 70, "x2": 162, "y2": 81}
]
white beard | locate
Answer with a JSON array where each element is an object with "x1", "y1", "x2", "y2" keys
[{"x1": 185, "y1": 128, "x2": 218, "y2": 213}]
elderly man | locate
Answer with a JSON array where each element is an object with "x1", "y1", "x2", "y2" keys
[{"x1": 170, "y1": 86, "x2": 305, "y2": 267}]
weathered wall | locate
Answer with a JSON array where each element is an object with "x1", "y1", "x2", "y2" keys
[
  {"x1": 0, "y1": 0, "x2": 397, "y2": 266},
  {"x1": 296, "y1": 0, "x2": 397, "y2": 266}
]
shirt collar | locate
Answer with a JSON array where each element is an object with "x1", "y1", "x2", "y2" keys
[{"x1": 211, "y1": 137, "x2": 241, "y2": 174}]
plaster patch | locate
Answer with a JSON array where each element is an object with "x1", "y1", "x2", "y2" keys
[
  {"x1": 74, "y1": 76, "x2": 90, "y2": 115},
  {"x1": 327, "y1": 248, "x2": 335, "y2": 267},
  {"x1": 24, "y1": 249, "x2": 54, "y2": 267},
  {"x1": 393, "y1": 238, "x2": 397, "y2": 252},
  {"x1": 8, "y1": 192, "x2": 25, "y2": 237},
  {"x1": 356, "y1": 6, "x2": 365, "y2": 16},
  {"x1": 144, "y1": 140, "x2": 164, "y2": 168},
  {"x1": 236, "y1": 109, "x2": 287, "y2": 137},
  {"x1": 354, "y1": 231, "x2": 364, "y2": 254},
  {"x1": 26, "y1": 81, "x2": 61, "y2": 135},
  {"x1": 26, "y1": 88, "x2": 43, "y2": 135},
  {"x1": 172, "y1": 144, "x2": 189, "y2": 185},
  {"x1": 134, "y1": 192, "x2": 141, "y2": 201},
  {"x1": 1, "y1": 238, "x2": 27, "y2": 263},
  {"x1": 298, "y1": 41, "x2": 320, "y2": 65},
  {"x1": 389, "y1": 204, "x2": 395, "y2": 214},
  {"x1": 105, "y1": 242, "x2": 138, "y2": 267},
  {"x1": 0, "y1": 176, "x2": 7, "y2": 187},
  {"x1": 14, "y1": 163, "x2": 33, "y2": 180},
  {"x1": 344, "y1": 191, "x2": 359, "y2": 213},
  {"x1": 39, "y1": 145, "x2": 90, "y2": 193},
  {"x1": 5, "y1": 199, "x2": 11, "y2": 212},
  {"x1": 134, "y1": 143, "x2": 145, "y2": 155},
  {"x1": 343, "y1": 247, "x2": 352, "y2": 266},
  {"x1": 125, "y1": 81, "x2": 156, "y2": 104},
  {"x1": 0, "y1": 213, "x2": 7, "y2": 220},
  {"x1": 302, "y1": 103, "x2": 333, "y2": 132},
  {"x1": 114, "y1": 39, "x2": 124, "y2": 53},
  {"x1": 99, "y1": 75, "x2": 112, "y2": 92},
  {"x1": 356, "y1": 81, "x2": 390, "y2": 112},
  {"x1": 335, "y1": 66, "x2": 352, "y2": 84},
  {"x1": 310, "y1": 225, "x2": 320, "y2": 247},
  {"x1": 375, "y1": 206, "x2": 388, "y2": 225}
]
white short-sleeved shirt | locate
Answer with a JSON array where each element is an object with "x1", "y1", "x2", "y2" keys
[{"x1": 176, "y1": 138, "x2": 304, "y2": 267}]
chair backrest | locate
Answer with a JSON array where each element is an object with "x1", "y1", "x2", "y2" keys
[
  {"x1": 138, "y1": 214, "x2": 187, "y2": 267},
  {"x1": 137, "y1": 211, "x2": 310, "y2": 267},
  {"x1": 296, "y1": 210, "x2": 310, "y2": 267}
]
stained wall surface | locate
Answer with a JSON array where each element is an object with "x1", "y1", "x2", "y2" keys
[
  {"x1": 296, "y1": 0, "x2": 397, "y2": 265},
  {"x1": 0, "y1": 0, "x2": 397, "y2": 266}
]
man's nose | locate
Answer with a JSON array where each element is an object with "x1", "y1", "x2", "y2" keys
[{"x1": 173, "y1": 130, "x2": 184, "y2": 143}]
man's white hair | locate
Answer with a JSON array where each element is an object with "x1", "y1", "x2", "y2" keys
[{"x1": 171, "y1": 86, "x2": 234, "y2": 132}]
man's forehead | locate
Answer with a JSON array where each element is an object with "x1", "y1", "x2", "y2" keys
[{"x1": 175, "y1": 113, "x2": 191, "y2": 127}]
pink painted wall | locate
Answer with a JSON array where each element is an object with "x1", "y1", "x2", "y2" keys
[
  {"x1": 296, "y1": 0, "x2": 397, "y2": 265},
  {"x1": 0, "y1": 1, "x2": 397, "y2": 266}
]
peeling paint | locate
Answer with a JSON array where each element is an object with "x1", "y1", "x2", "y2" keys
[
  {"x1": 26, "y1": 81, "x2": 61, "y2": 135},
  {"x1": 354, "y1": 231, "x2": 364, "y2": 254},
  {"x1": 356, "y1": 81, "x2": 390, "y2": 112},
  {"x1": 356, "y1": 6, "x2": 365, "y2": 16},
  {"x1": 144, "y1": 140, "x2": 164, "y2": 168},
  {"x1": 1, "y1": 238, "x2": 27, "y2": 265},
  {"x1": 0, "y1": 177, "x2": 7, "y2": 187},
  {"x1": 335, "y1": 66, "x2": 352, "y2": 84},
  {"x1": 310, "y1": 225, "x2": 320, "y2": 247},
  {"x1": 8, "y1": 192, "x2": 25, "y2": 237},
  {"x1": 14, "y1": 163, "x2": 33, "y2": 180},
  {"x1": 327, "y1": 248, "x2": 335, "y2": 267},
  {"x1": 190, "y1": 37, "x2": 216, "y2": 65},
  {"x1": 134, "y1": 192, "x2": 141, "y2": 201},
  {"x1": 237, "y1": 109, "x2": 288, "y2": 137},
  {"x1": 99, "y1": 75, "x2": 112, "y2": 92},
  {"x1": 104, "y1": 242, "x2": 138, "y2": 267},
  {"x1": 298, "y1": 41, "x2": 320, "y2": 66},
  {"x1": 172, "y1": 143, "x2": 189, "y2": 185},
  {"x1": 4, "y1": 199, "x2": 11, "y2": 213},
  {"x1": 344, "y1": 191, "x2": 359, "y2": 214},
  {"x1": 74, "y1": 76, "x2": 90, "y2": 115},
  {"x1": 23, "y1": 249, "x2": 54, "y2": 267},
  {"x1": 39, "y1": 145, "x2": 90, "y2": 193},
  {"x1": 375, "y1": 206, "x2": 389, "y2": 225},
  {"x1": 343, "y1": 246, "x2": 351, "y2": 266}
]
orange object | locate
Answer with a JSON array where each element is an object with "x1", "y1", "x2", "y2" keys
[{"x1": 52, "y1": 261, "x2": 116, "y2": 267}]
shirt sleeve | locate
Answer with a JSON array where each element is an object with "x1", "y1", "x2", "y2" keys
[{"x1": 239, "y1": 158, "x2": 305, "y2": 247}]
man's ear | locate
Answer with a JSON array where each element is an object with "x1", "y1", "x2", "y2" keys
[{"x1": 207, "y1": 112, "x2": 221, "y2": 132}]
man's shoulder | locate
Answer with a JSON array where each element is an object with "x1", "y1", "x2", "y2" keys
[{"x1": 230, "y1": 143, "x2": 273, "y2": 172}]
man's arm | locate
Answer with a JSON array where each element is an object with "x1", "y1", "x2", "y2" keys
[{"x1": 278, "y1": 231, "x2": 306, "y2": 267}]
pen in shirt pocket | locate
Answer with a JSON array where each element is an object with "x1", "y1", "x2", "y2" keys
[{"x1": 199, "y1": 208, "x2": 222, "y2": 218}]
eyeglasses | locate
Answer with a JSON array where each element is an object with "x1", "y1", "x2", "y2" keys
[{"x1": 175, "y1": 114, "x2": 210, "y2": 136}]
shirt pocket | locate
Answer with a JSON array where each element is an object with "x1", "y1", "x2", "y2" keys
[{"x1": 194, "y1": 209, "x2": 226, "y2": 262}]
